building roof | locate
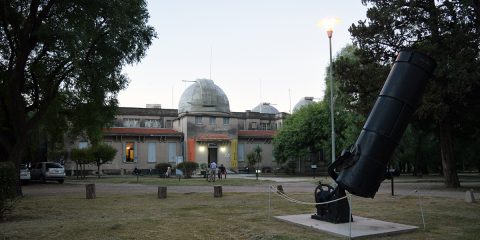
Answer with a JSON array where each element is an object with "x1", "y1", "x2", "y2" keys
[
  {"x1": 178, "y1": 79, "x2": 230, "y2": 114},
  {"x1": 103, "y1": 128, "x2": 182, "y2": 137},
  {"x1": 118, "y1": 107, "x2": 178, "y2": 117},
  {"x1": 196, "y1": 133, "x2": 231, "y2": 141},
  {"x1": 238, "y1": 130, "x2": 277, "y2": 138},
  {"x1": 251, "y1": 102, "x2": 279, "y2": 114}
]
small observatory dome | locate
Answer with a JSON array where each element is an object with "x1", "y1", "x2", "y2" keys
[
  {"x1": 252, "y1": 102, "x2": 279, "y2": 114},
  {"x1": 293, "y1": 97, "x2": 315, "y2": 112}
]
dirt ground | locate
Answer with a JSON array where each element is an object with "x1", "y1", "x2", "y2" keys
[{"x1": 21, "y1": 174, "x2": 480, "y2": 200}]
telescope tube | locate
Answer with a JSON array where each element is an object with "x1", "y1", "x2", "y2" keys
[{"x1": 335, "y1": 50, "x2": 436, "y2": 198}]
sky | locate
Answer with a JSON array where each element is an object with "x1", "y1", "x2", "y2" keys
[{"x1": 118, "y1": 0, "x2": 368, "y2": 113}]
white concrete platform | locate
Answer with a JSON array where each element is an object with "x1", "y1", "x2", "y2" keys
[{"x1": 275, "y1": 214, "x2": 418, "y2": 239}]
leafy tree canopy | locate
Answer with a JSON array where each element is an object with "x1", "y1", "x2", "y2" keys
[
  {"x1": 0, "y1": 1, "x2": 156, "y2": 167},
  {"x1": 90, "y1": 143, "x2": 116, "y2": 178},
  {"x1": 350, "y1": 0, "x2": 480, "y2": 121}
]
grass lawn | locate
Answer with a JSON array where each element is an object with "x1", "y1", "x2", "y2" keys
[{"x1": 1, "y1": 189, "x2": 479, "y2": 239}]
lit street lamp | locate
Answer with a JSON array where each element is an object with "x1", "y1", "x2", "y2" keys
[{"x1": 319, "y1": 18, "x2": 339, "y2": 164}]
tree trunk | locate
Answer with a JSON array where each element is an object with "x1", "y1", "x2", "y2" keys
[
  {"x1": 4, "y1": 86, "x2": 29, "y2": 197},
  {"x1": 439, "y1": 119, "x2": 460, "y2": 187},
  {"x1": 8, "y1": 133, "x2": 27, "y2": 197}
]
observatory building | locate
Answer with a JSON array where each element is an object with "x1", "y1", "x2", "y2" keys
[{"x1": 68, "y1": 79, "x2": 294, "y2": 174}]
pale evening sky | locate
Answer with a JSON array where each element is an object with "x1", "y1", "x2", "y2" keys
[{"x1": 119, "y1": 0, "x2": 368, "y2": 113}]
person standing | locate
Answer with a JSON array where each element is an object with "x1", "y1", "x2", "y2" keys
[
  {"x1": 219, "y1": 164, "x2": 226, "y2": 179},
  {"x1": 209, "y1": 161, "x2": 217, "y2": 182},
  {"x1": 165, "y1": 166, "x2": 171, "y2": 178}
]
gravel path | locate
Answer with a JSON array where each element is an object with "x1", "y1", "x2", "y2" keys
[{"x1": 22, "y1": 176, "x2": 480, "y2": 200}]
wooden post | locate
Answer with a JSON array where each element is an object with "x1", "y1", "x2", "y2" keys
[
  {"x1": 86, "y1": 184, "x2": 96, "y2": 199},
  {"x1": 158, "y1": 186, "x2": 167, "y2": 199},
  {"x1": 276, "y1": 185, "x2": 284, "y2": 194},
  {"x1": 214, "y1": 185, "x2": 222, "y2": 198}
]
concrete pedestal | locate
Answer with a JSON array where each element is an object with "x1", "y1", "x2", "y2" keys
[{"x1": 275, "y1": 214, "x2": 418, "y2": 239}]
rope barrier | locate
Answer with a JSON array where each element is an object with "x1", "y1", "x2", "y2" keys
[
  {"x1": 268, "y1": 185, "x2": 348, "y2": 205},
  {"x1": 268, "y1": 185, "x2": 426, "y2": 239},
  {"x1": 416, "y1": 190, "x2": 426, "y2": 230},
  {"x1": 390, "y1": 189, "x2": 426, "y2": 229},
  {"x1": 268, "y1": 185, "x2": 353, "y2": 239}
]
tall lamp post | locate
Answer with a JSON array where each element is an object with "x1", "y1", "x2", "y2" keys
[{"x1": 320, "y1": 18, "x2": 339, "y2": 164}]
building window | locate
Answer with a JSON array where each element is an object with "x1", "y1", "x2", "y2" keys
[
  {"x1": 251, "y1": 122, "x2": 257, "y2": 129},
  {"x1": 79, "y1": 141, "x2": 88, "y2": 149},
  {"x1": 125, "y1": 142, "x2": 135, "y2": 162},
  {"x1": 238, "y1": 143, "x2": 245, "y2": 162},
  {"x1": 123, "y1": 118, "x2": 139, "y2": 127},
  {"x1": 168, "y1": 142, "x2": 177, "y2": 163},
  {"x1": 260, "y1": 122, "x2": 270, "y2": 130},
  {"x1": 195, "y1": 116, "x2": 203, "y2": 125},
  {"x1": 223, "y1": 117, "x2": 230, "y2": 125},
  {"x1": 165, "y1": 120, "x2": 172, "y2": 128},
  {"x1": 209, "y1": 116, "x2": 216, "y2": 125},
  {"x1": 145, "y1": 119, "x2": 161, "y2": 128},
  {"x1": 147, "y1": 143, "x2": 156, "y2": 163}
]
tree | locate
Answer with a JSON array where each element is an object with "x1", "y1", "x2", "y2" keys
[
  {"x1": 348, "y1": 0, "x2": 480, "y2": 187},
  {"x1": 90, "y1": 144, "x2": 116, "y2": 178},
  {"x1": 70, "y1": 148, "x2": 91, "y2": 179},
  {"x1": 273, "y1": 102, "x2": 329, "y2": 168},
  {"x1": 0, "y1": 161, "x2": 17, "y2": 219},
  {"x1": 155, "y1": 162, "x2": 172, "y2": 177},
  {"x1": 0, "y1": 1, "x2": 155, "y2": 192},
  {"x1": 273, "y1": 46, "x2": 365, "y2": 172},
  {"x1": 332, "y1": 45, "x2": 389, "y2": 116},
  {"x1": 176, "y1": 162, "x2": 199, "y2": 179}
]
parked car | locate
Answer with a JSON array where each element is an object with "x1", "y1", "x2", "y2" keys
[
  {"x1": 20, "y1": 164, "x2": 31, "y2": 184},
  {"x1": 30, "y1": 162, "x2": 65, "y2": 183}
]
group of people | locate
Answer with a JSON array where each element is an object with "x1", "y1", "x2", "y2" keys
[{"x1": 208, "y1": 161, "x2": 226, "y2": 182}]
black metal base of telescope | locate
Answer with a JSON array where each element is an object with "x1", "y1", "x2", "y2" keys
[
  {"x1": 311, "y1": 50, "x2": 436, "y2": 224},
  {"x1": 311, "y1": 183, "x2": 352, "y2": 224}
]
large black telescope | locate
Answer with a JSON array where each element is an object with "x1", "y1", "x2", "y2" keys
[
  {"x1": 313, "y1": 50, "x2": 436, "y2": 223},
  {"x1": 332, "y1": 50, "x2": 436, "y2": 198}
]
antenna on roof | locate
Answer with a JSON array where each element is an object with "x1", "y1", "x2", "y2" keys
[
  {"x1": 259, "y1": 78, "x2": 263, "y2": 102},
  {"x1": 289, "y1": 88, "x2": 292, "y2": 114},
  {"x1": 209, "y1": 45, "x2": 213, "y2": 80}
]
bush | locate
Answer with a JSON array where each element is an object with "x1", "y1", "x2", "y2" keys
[
  {"x1": 176, "y1": 161, "x2": 199, "y2": 178},
  {"x1": 1, "y1": 161, "x2": 18, "y2": 219},
  {"x1": 155, "y1": 163, "x2": 172, "y2": 176}
]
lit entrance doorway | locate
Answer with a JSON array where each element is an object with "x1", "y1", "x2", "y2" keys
[{"x1": 208, "y1": 144, "x2": 218, "y2": 166}]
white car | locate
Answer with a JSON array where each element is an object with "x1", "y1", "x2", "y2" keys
[
  {"x1": 20, "y1": 164, "x2": 31, "y2": 184},
  {"x1": 30, "y1": 162, "x2": 65, "y2": 183}
]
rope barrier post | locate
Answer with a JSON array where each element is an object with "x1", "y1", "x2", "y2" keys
[
  {"x1": 417, "y1": 190, "x2": 426, "y2": 230},
  {"x1": 348, "y1": 193, "x2": 352, "y2": 240},
  {"x1": 268, "y1": 186, "x2": 272, "y2": 220}
]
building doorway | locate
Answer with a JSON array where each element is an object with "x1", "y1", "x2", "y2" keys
[{"x1": 208, "y1": 147, "x2": 218, "y2": 166}]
